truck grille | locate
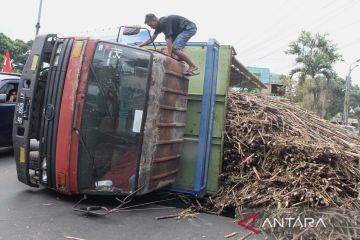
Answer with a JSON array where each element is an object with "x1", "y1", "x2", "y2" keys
[{"x1": 39, "y1": 38, "x2": 73, "y2": 188}]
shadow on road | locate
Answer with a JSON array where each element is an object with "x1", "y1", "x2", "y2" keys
[
  {"x1": 0, "y1": 148, "x2": 190, "y2": 216},
  {"x1": 0, "y1": 151, "x2": 246, "y2": 240},
  {"x1": 13, "y1": 181, "x2": 190, "y2": 218}
]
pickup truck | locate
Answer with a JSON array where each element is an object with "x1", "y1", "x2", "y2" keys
[{"x1": 0, "y1": 73, "x2": 20, "y2": 147}]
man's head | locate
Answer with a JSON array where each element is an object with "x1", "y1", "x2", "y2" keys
[
  {"x1": 9, "y1": 89, "x2": 17, "y2": 96},
  {"x1": 144, "y1": 13, "x2": 159, "y2": 29}
]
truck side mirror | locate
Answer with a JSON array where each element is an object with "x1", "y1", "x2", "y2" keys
[
  {"x1": 0, "y1": 94, "x2": 6, "y2": 103},
  {"x1": 123, "y1": 27, "x2": 141, "y2": 36}
]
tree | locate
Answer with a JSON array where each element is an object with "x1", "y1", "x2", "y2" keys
[
  {"x1": 0, "y1": 33, "x2": 33, "y2": 73},
  {"x1": 0, "y1": 33, "x2": 13, "y2": 64},
  {"x1": 323, "y1": 76, "x2": 346, "y2": 119},
  {"x1": 286, "y1": 31, "x2": 342, "y2": 116}
]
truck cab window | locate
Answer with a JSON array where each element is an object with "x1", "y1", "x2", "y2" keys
[{"x1": 78, "y1": 42, "x2": 151, "y2": 193}]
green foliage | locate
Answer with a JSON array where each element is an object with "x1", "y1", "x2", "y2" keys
[
  {"x1": 286, "y1": 31, "x2": 342, "y2": 116},
  {"x1": 355, "y1": 106, "x2": 360, "y2": 120},
  {"x1": 286, "y1": 31, "x2": 342, "y2": 81},
  {"x1": 355, "y1": 107, "x2": 360, "y2": 135},
  {"x1": 292, "y1": 74, "x2": 360, "y2": 120},
  {"x1": 293, "y1": 77, "x2": 329, "y2": 117},
  {"x1": 322, "y1": 77, "x2": 360, "y2": 120},
  {"x1": 324, "y1": 77, "x2": 346, "y2": 119},
  {"x1": 349, "y1": 91, "x2": 360, "y2": 118},
  {"x1": 0, "y1": 33, "x2": 33, "y2": 72}
]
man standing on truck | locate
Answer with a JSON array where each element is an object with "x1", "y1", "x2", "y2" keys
[{"x1": 139, "y1": 13, "x2": 199, "y2": 76}]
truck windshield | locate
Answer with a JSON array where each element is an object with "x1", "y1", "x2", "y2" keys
[{"x1": 78, "y1": 42, "x2": 151, "y2": 193}]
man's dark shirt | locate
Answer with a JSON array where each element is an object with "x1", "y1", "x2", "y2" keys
[{"x1": 154, "y1": 15, "x2": 196, "y2": 40}]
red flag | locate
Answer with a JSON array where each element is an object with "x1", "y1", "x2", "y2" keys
[{"x1": 2, "y1": 50, "x2": 12, "y2": 73}]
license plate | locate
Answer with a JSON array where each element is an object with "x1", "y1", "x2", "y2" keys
[{"x1": 15, "y1": 92, "x2": 26, "y2": 125}]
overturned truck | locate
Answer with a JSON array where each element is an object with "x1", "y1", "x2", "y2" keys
[{"x1": 13, "y1": 31, "x2": 265, "y2": 197}]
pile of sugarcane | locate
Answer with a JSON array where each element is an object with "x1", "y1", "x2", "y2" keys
[
  {"x1": 211, "y1": 92, "x2": 360, "y2": 212},
  {"x1": 189, "y1": 92, "x2": 360, "y2": 238}
]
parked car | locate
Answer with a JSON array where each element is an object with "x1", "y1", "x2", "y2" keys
[{"x1": 0, "y1": 72, "x2": 20, "y2": 147}]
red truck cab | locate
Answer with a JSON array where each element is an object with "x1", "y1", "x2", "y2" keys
[{"x1": 13, "y1": 35, "x2": 189, "y2": 196}]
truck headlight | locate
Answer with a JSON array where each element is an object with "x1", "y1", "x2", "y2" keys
[
  {"x1": 41, "y1": 158, "x2": 47, "y2": 183},
  {"x1": 42, "y1": 171, "x2": 47, "y2": 182},
  {"x1": 41, "y1": 158, "x2": 47, "y2": 170}
]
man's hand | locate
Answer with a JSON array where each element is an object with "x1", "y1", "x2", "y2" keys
[{"x1": 139, "y1": 33, "x2": 158, "y2": 48}]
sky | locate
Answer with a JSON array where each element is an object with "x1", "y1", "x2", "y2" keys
[{"x1": 1, "y1": 0, "x2": 360, "y2": 86}]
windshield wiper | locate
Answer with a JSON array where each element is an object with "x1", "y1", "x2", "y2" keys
[
  {"x1": 89, "y1": 63, "x2": 113, "y2": 118},
  {"x1": 74, "y1": 128, "x2": 98, "y2": 179}
]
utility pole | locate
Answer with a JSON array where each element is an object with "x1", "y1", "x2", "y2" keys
[
  {"x1": 343, "y1": 59, "x2": 360, "y2": 126},
  {"x1": 343, "y1": 69, "x2": 351, "y2": 126},
  {"x1": 35, "y1": 0, "x2": 43, "y2": 36}
]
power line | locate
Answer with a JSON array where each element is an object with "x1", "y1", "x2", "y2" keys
[
  {"x1": 239, "y1": 0, "x2": 341, "y2": 56},
  {"x1": 339, "y1": 37, "x2": 360, "y2": 50},
  {"x1": 241, "y1": 1, "x2": 359, "y2": 64},
  {"x1": 308, "y1": 0, "x2": 360, "y2": 31},
  {"x1": 255, "y1": 45, "x2": 288, "y2": 60},
  {"x1": 240, "y1": 1, "x2": 360, "y2": 75},
  {"x1": 319, "y1": 17, "x2": 360, "y2": 35},
  {"x1": 239, "y1": 0, "x2": 357, "y2": 59},
  {"x1": 238, "y1": 1, "x2": 310, "y2": 55},
  {"x1": 237, "y1": 0, "x2": 290, "y2": 48}
]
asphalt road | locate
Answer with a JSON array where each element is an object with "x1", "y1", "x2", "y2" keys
[{"x1": 0, "y1": 148, "x2": 263, "y2": 240}]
